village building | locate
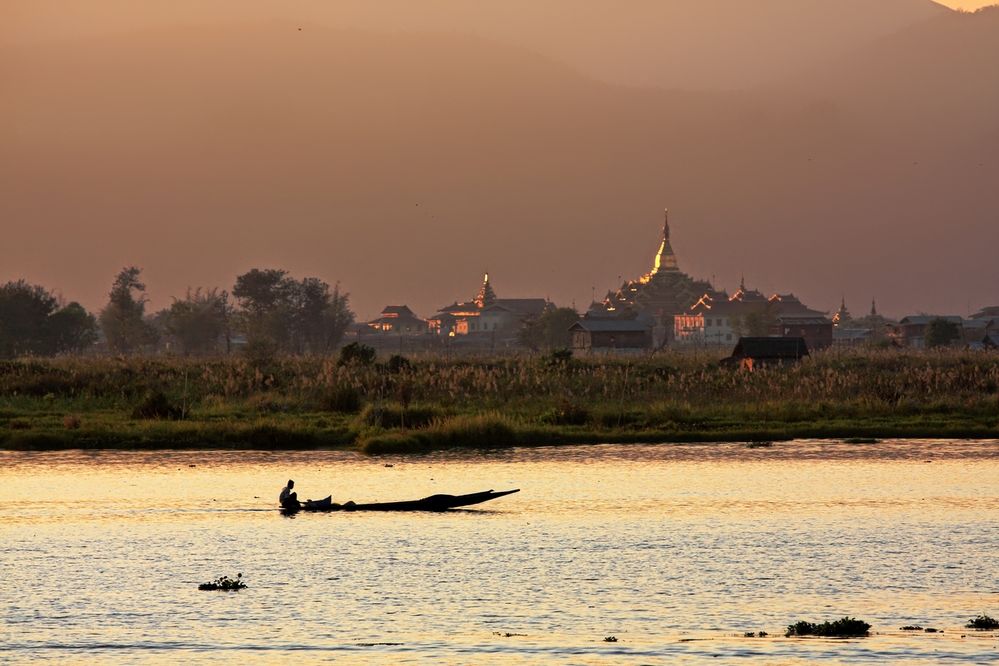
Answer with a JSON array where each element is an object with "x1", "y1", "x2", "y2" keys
[
  {"x1": 897, "y1": 315, "x2": 964, "y2": 348},
  {"x1": 675, "y1": 283, "x2": 833, "y2": 350},
  {"x1": 971, "y1": 306, "x2": 999, "y2": 321},
  {"x1": 569, "y1": 316, "x2": 653, "y2": 353},
  {"x1": 968, "y1": 306, "x2": 999, "y2": 350},
  {"x1": 723, "y1": 337, "x2": 810, "y2": 370},
  {"x1": 770, "y1": 293, "x2": 834, "y2": 350},
  {"x1": 364, "y1": 305, "x2": 427, "y2": 334}
]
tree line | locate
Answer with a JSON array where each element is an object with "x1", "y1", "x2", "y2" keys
[{"x1": 0, "y1": 267, "x2": 354, "y2": 358}]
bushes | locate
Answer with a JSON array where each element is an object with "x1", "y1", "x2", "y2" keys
[
  {"x1": 316, "y1": 386, "x2": 362, "y2": 413},
  {"x1": 358, "y1": 403, "x2": 443, "y2": 429},
  {"x1": 540, "y1": 401, "x2": 589, "y2": 426},
  {"x1": 131, "y1": 390, "x2": 183, "y2": 420},
  {"x1": 386, "y1": 354, "x2": 411, "y2": 374},
  {"x1": 338, "y1": 342, "x2": 375, "y2": 367},
  {"x1": 361, "y1": 413, "x2": 519, "y2": 454}
]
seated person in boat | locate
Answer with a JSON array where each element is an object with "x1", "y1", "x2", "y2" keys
[{"x1": 279, "y1": 479, "x2": 299, "y2": 509}]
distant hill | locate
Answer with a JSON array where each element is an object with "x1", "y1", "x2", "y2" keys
[
  {"x1": 2, "y1": 11, "x2": 997, "y2": 318},
  {"x1": 5, "y1": 0, "x2": 951, "y2": 89}
]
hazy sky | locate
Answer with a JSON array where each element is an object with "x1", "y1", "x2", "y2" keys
[{"x1": 3, "y1": 1, "x2": 998, "y2": 319}]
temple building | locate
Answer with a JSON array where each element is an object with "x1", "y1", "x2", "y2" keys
[
  {"x1": 427, "y1": 273, "x2": 549, "y2": 340},
  {"x1": 585, "y1": 211, "x2": 713, "y2": 347},
  {"x1": 832, "y1": 298, "x2": 897, "y2": 346},
  {"x1": 832, "y1": 297, "x2": 851, "y2": 327},
  {"x1": 674, "y1": 282, "x2": 833, "y2": 350}
]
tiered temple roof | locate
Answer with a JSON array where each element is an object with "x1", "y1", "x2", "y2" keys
[{"x1": 590, "y1": 210, "x2": 713, "y2": 319}]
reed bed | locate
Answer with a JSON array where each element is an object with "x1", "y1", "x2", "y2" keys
[{"x1": 1, "y1": 348, "x2": 997, "y2": 451}]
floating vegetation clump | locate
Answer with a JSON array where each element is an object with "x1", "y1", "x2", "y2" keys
[
  {"x1": 785, "y1": 617, "x2": 870, "y2": 637},
  {"x1": 965, "y1": 614, "x2": 999, "y2": 630},
  {"x1": 745, "y1": 441, "x2": 773, "y2": 448},
  {"x1": 743, "y1": 631, "x2": 768, "y2": 637},
  {"x1": 603, "y1": 636, "x2": 618, "y2": 642},
  {"x1": 899, "y1": 625, "x2": 923, "y2": 631},
  {"x1": 198, "y1": 573, "x2": 246, "y2": 591}
]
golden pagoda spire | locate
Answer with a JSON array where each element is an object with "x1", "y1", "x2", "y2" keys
[
  {"x1": 474, "y1": 272, "x2": 496, "y2": 308},
  {"x1": 651, "y1": 209, "x2": 679, "y2": 275}
]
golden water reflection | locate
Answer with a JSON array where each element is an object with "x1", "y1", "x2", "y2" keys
[{"x1": 1, "y1": 440, "x2": 997, "y2": 664}]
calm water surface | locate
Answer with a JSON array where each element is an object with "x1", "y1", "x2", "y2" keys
[{"x1": 1, "y1": 440, "x2": 998, "y2": 664}]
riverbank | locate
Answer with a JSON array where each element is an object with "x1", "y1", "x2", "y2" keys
[{"x1": 2, "y1": 351, "x2": 997, "y2": 452}]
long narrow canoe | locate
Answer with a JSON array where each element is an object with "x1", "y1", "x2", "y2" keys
[{"x1": 284, "y1": 489, "x2": 519, "y2": 513}]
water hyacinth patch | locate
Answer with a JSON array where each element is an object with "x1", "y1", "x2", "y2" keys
[
  {"x1": 785, "y1": 617, "x2": 871, "y2": 638},
  {"x1": 198, "y1": 573, "x2": 246, "y2": 591},
  {"x1": 965, "y1": 614, "x2": 999, "y2": 630}
]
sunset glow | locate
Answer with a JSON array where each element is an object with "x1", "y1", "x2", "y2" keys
[{"x1": 2, "y1": 2, "x2": 998, "y2": 663}]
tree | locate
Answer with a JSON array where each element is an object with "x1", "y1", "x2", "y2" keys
[
  {"x1": 233, "y1": 268, "x2": 295, "y2": 351},
  {"x1": 0, "y1": 281, "x2": 97, "y2": 357},
  {"x1": 925, "y1": 317, "x2": 961, "y2": 348},
  {"x1": 0, "y1": 280, "x2": 57, "y2": 357},
  {"x1": 315, "y1": 282, "x2": 354, "y2": 353},
  {"x1": 233, "y1": 269, "x2": 355, "y2": 355},
  {"x1": 99, "y1": 266, "x2": 158, "y2": 353},
  {"x1": 518, "y1": 306, "x2": 580, "y2": 351},
  {"x1": 163, "y1": 288, "x2": 231, "y2": 355},
  {"x1": 48, "y1": 302, "x2": 99, "y2": 353}
]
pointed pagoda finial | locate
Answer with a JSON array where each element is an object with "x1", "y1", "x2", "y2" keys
[
  {"x1": 651, "y1": 209, "x2": 678, "y2": 275},
  {"x1": 871, "y1": 298, "x2": 877, "y2": 317},
  {"x1": 841, "y1": 295, "x2": 847, "y2": 309},
  {"x1": 474, "y1": 271, "x2": 496, "y2": 307},
  {"x1": 740, "y1": 274, "x2": 746, "y2": 291}
]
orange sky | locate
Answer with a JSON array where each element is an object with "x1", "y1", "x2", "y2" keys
[
  {"x1": 2, "y1": 1, "x2": 998, "y2": 319},
  {"x1": 942, "y1": 1, "x2": 997, "y2": 7}
]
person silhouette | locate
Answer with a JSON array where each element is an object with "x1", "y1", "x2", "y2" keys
[{"x1": 279, "y1": 479, "x2": 299, "y2": 509}]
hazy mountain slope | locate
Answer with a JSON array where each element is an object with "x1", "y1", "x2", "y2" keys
[
  {"x1": 5, "y1": 0, "x2": 950, "y2": 89},
  {"x1": 2, "y1": 17, "x2": 996, "y2": 318},
  {"x1": 790, "y1": 6, "x2": 999, "y2": 143}
]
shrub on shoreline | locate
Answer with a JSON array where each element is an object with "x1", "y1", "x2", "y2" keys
[
  {"x1": 361, "y1": 413, "x2": 519, "y2": 454},
  {"x1": 131, "y1": 390, "x2": 183, "y2": 420}
]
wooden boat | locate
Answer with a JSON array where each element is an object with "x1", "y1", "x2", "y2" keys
[{"x1": 282, "y1": 488, "x2": 519, "y2": 513}]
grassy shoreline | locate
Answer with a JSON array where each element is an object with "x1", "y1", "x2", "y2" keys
[
  {"x1": 2, "y1": 351, "x2": 997, "y2": 452},
  {"x1": 2, "y1": 417, "x2": 996, "y2": 453}
]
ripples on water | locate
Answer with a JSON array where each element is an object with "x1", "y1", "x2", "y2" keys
[{"x1": 1, "y1": 440, "x2": 997, "y2": 664}]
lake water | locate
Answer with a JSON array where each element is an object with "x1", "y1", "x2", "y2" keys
[{"x1": 1, "y1": 441, "x2": 997, "y2": 664}]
